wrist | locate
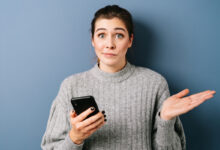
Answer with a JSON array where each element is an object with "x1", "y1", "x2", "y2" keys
[
  {"x1": 69, "y1": 131, "x2": 84, "y2": 145},
  {"x1": 159, "y1": 111, "x2": 172, "y2": 120}
]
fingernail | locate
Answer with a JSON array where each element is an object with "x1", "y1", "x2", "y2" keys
[
  {"x1": 104, "y1": 119, "x2": 107, "y2": 122},
  {"x1": 102, "y1": 110, "x2": 105, "y2": 114},
  {"x1": 91, "y1": 107, "x2": 95, "y2": 111}
]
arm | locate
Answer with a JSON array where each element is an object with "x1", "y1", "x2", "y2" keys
[
  {"x1": 152, "y1": 77, "x2": 186, "y2": 150},
  {"x1": 41, "y1": 80, "x2": 84, "y2": 150},
  {"x1": 152, "y1": 76, "x2": 215, "y2": 150}
]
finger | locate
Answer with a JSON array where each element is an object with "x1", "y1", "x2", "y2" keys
[
  {"x1": 174, "y1": 91, "x2": 215, "y2": 115},
  {"x1": 189, "y1": 90, "x2": 210, "y2": 99},
  {"x1": 88, "y1": 120, "x2": 106, "y2": 135},
  {"x1": 70, "y1": 110, "x2": 77, "y2": 118},
  {"x1": 174, "y1": 89, "x2": 190, "y2": 98},
  {"x1": 191, "y1": 92, "x2": 214, "y2": 105},
  {"x1": 202, "y1": 91, "x2": 216, "y2": 98},
  {"x1": 192, "y1": 90, "x2": 215, "y2": 99},
  {"x1": 186, "y1": 94, "x2": 214, "y2": 112},
  {"x1": 196, "y1": 91, "x2": 215, "y2": 101},
  {"x1": 83, "y1": 117, "x2": 104, "y2": 132},
  {"x1": 79, "y1": 112, "x2": 104, "y2": 128},
  {"x1": 185, "y1": 90, "x2": 215, "y2": 102},
  {"x1": 203, "y1": 93, "x2": 214, "y2": 100},
  {"x1": 75, "y1": 107, "x2": 96, "y2": 122},
  {"x1": 73, "y1": 111, "x2": 77, "y2": 118}
]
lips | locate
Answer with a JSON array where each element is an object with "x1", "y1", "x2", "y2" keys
[{"x1": 103, "y1": 53, "x2": 117, "y2": 56}]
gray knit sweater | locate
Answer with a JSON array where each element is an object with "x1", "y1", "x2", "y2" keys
[{"x1": 41, "y1": 61, "x2": 186, "y2": 150}]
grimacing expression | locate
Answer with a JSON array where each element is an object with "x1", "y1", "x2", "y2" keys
[{"x1": 92, "y1": 17, "x2": 133, "y2": 66}]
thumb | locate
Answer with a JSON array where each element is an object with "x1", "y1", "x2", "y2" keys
[
  {"x1": 174, "y1": 89, "x2": 190, "y2": 98},
  {"x1": 70, "y1": 110, "x2": 77, "y2": 118}
]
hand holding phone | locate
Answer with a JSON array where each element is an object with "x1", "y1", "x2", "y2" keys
[
  {"x1": 69, "y1": 96, "x2": 106, "y2": 145},
  {"x1": 71, "y1": 96, "x2": 100, "y2": 120}
]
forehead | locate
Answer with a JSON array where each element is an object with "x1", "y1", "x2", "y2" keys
[{"x1": 94, "y1": 17, "x2": 127, "y2": 31}]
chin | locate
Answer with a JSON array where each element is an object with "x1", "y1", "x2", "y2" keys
[{"x1": 99, "y1": 58, "x2": 119, "y2": 66}]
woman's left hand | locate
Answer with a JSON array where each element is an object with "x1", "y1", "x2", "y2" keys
[{"x1": 160, "y1": 89, "x2": 216, "y2": 120}]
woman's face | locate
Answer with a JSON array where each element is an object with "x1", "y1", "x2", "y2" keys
[{"x1": 92, "y1": 17, "x2": 133, "y2": 67}]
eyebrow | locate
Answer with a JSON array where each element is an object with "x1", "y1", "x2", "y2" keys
[{"x1": 95, "y1": 27, "x2": 126, "y2": 32}]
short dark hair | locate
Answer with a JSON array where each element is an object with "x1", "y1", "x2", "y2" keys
[{"x1": 91, "y1": 5, "x2": 134, "y2": 38}]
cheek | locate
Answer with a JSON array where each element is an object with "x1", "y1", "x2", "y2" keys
[
  {"x1": 117, "y1": 41, "x2": 130, "y2": 52},
  {"x1": 93, "y1": 40, "x2": 104, "y2": 51}
]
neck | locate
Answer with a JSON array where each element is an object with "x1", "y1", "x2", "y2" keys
[{"x1": 98, "y1": 59, "x2": 127, "y2": 73}]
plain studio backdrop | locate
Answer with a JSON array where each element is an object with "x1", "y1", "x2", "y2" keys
[{"x1": 0, "y1": 0, "x2": 219, "y2": 150}]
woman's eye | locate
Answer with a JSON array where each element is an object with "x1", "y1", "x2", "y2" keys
[
  {"x1": 98, "y1": 33, "x2": 105, "y2": 38},
  {"x1": 116, "y1": 34, "x2": 124, "y2": 39}
]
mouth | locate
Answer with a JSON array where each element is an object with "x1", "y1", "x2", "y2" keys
[{"x1": 103, "y1": 53, "x2": 117, "y2": 56}]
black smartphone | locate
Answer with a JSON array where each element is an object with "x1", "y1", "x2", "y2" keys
[{"x1": 71, "y1": 95, "x2": 99, "y2": 120}]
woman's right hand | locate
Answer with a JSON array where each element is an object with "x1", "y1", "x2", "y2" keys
[{"x1": 69, "y1": 107, "x2": 106, "y2": 145}]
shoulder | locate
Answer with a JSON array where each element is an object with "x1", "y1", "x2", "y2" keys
[
  {"x1": 133, "y1": 65, "x2": 168, "y2": 86},
  {"x1": 54, "y1": 71, "x2": 89, "y2": 105},
  {"x1": 61, "y1": 70, "x2": 89, "y2": 87}
]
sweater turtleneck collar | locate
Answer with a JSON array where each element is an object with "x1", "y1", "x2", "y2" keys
[{"x1": 89, "y1": 61, "x2": 135, "y2": 83}]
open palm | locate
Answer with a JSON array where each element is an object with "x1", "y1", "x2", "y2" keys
[{"x1": 160, "y1": 89, "x2": 216, "y2": 120}]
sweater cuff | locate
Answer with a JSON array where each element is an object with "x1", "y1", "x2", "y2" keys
[
  {"x1": 155, "y1": 111, "x2": 176, "y2": 145},
  {"x1": 157, "y1": 111, "x2": 176, "y2": 127},
  {"x1": 61, "y1": 133, "x2": 84, "y2": 150}
]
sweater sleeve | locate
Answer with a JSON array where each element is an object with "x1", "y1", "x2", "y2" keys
[
  {"x1": 152, "y1": 76, "x2": 186, "y2": 150},
  {"x1": 41, "y1": 79, "x2": 84, "y2": 150}
]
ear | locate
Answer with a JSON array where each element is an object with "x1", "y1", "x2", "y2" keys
[
  {"x1": 128, "y1": 34, "x2": 134, "y2": 48},
  {"x1": 91, "y1": 36, "x2": 94, "y2": 47}
]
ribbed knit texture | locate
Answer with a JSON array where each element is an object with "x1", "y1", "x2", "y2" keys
[{"x1": 41, "y1": 61, "x2": 186, "y2": 150}]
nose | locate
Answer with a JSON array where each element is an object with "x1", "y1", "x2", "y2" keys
[{"x1": 106, "y1": 36, "x2": 116, "y2": 49}]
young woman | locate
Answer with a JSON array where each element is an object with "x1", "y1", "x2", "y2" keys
[{"x1": 41, "y1": 5, "x2": 216, "y2": 150}]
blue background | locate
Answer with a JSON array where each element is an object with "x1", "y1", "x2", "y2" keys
[{"x1": 0, "y1": 0, "x2": 219, "y2": 149}]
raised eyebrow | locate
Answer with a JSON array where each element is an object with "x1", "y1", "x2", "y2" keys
[
  {"x1": 95, "y1": 28, "x2": 106, "y2": 32},
  {"x1": 114, "y1": 27, "x2": 126, "y2": 32},
  {"x1": 95, "y1": 27, "x2": 126, "y2": 33}
]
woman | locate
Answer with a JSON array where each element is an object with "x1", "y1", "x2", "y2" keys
[{"x1": 41, "y1": 5, "x2": 216, "y2": 150}]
